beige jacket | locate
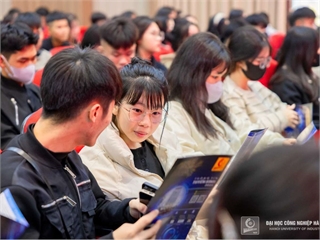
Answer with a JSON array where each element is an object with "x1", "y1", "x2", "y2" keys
[
  {"x1": 163, "y1": 101, "x2": 284, "y2": 157},
  {"x1": 79, "y1": 122, "x2": 182, "y2": 200},
  {"x1": 222, "y1": 76, "x2": 289, "y2": 133}
]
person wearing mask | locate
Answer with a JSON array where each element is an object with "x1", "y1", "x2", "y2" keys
[
  {"x1": 222, "y1": 26, "x2": 299, "y2": 134},
  {"x1": 1, "y1": 47, "x2": 161, "y2": 239},
  {"x1": 99, "y1": 17, "x2": 138, "y2": 71},
  {"x1": 269, "y1": 26, "x2": 320, "y2": 129},
  {"x1": 132, "y1": 16, "x2": 167, "y2": 74},
  {"x1": 41, "y1": 11, "x2": 70, "y2": 51},
  {"x1": 163, "y1": 32, "x2": 290, "y2": 158},
  {"x1": 15, "y1": 12, "x2": 52, "y2": 71},
  {"x1": 0, "y1": 23, "x2": 42, "y2": 149}
]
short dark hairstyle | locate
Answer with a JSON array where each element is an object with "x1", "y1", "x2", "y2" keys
[
  {"x1": 99, "y1": 17, "x2": 138, "y2": 49},
  {"x1": 1, "y1": 23, "x2": 39, "y2": 59},
  {"x1": 91, "y1": 12, "x2": 107, "y2": 24},
  {"x1": 120, "y1": 11, "x2": 136, "y2": 19},
  {"x1": 40, "y1": 47, "x2": 122, "y2": 123},
  {"x1": 220, "y1": 18, "x2": 248, "y2": 43},
  {"x1": 270, "y1": 26, "x2": 319, "y2": 102},
  {"x1": 170, "y1": 17, "x2": 198, "y2": 51},
  {"x1": 155, "y1": 6, "x2": 175, "y2": 18},
  {"x1": 132, "y1": 16, "x2": 153, "y2": 40},
  {"x1": 36, "y1": 7, "x2": 50, "y2": 16},
  {"x1": 245, "y1": 13, "x2": 268, "y2": 28},
  {"x1": 260, "y1": 11, "x2": 270, "y2": 23},
  {"x1": 7, "y1": 8, "x2": 20, "y2": 15},
  {"x1": 227, "y1": 25, "x2": 270, "y2": 73},
  {"x1": 119, "y1": 57, "x2": 168, "y2": 110},
  {"x1": 288, "y1": 7, "x2": 316, "y2": 27},
  {"x1": 208, "y1": 142, "x2": 319, "y2": 238},
  {"x1": 228, "y1": 9, "x2": 243, "y2": 20},
  {"x1": 46, "y1": 11, "x2": 68, "y2": 24},
  {"x1": 80, "y1": 24, "x2": 100, "y2": 49},
  {"x1": 15, "y1": 12, "x2": 41, "y2": 30},
  {"x1": 207, "y1": 13, "x2": 226, "y2": 39},
  {"x1": 167, "y1": 32, "x2": 231, "y2": 138}
]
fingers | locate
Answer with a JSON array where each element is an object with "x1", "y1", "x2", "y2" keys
[
  {"x1": 133, "y1": 210, "x2": 160, "y2": 233},
  {"x1": 287, "y1": 104, "x2": 295, "y2": 110},
  {"x1": 138, "y1": 220, "x2": 162, "y2": 240},
  {"x1": 129, "y1": 199, "x2": 148, "y2": 214}
]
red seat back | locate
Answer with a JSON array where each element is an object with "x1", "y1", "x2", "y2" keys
[
  {"x1": 33, "y1": 69, "x2": 44, "y2": 87},
  {"x1": 50, "y1": 45, "x2": 74, "y2": 56}
]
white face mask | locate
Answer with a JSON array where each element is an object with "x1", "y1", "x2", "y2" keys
[
  {"x1": 1, "y1": 55, "x2": 35, "y2": 85},
  {"x1": 206, "y1": 81, "x2": 223, "y2": 104}
]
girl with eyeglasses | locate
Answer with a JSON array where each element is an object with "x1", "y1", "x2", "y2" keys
[
  {"x1": 222, "y1": 25, "x2": 299, "y2": 134},
  {"x1": 133, "y1": 16, "x2": 168, "y2": 74},
  {"x1": 80, "y1": 57, "x2": 181, "y2": 201},
  {"x1": 163, "y1": 32, "x2": 290, "y2": 158}
]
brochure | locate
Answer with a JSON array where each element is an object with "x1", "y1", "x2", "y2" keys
[
  {"x1": 283, "y1": 103, "x2": 313, "y2": 138},
  {"x1": 296, "y1": 122, "x2": 317, "y2": 145},
  {"x1": 145, "y1": 128, "x2": 267, "y2": 239},
  {"x1": 145, "y1": 154, "x2": 231, "y2": 239},
  {"x1": 0, "y1": 188, "x2": 29, "y2": 239}
]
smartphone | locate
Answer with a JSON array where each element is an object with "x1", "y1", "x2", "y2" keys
[{"x1": 139, "y1": 182, "x2": 158, "y2": 205}]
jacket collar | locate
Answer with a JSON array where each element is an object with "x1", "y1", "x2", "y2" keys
[{"x1": 18, "y1": 124, "x2": 73, "y2": 169}]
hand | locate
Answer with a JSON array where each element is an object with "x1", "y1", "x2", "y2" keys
[
  {"x1": 283, "y1": 138, "x2": 297, "y2": 145},
  {"x1": 129, "y1": 199, "x2": 147, "y2": 219},
  {"x1": 285, "y1": 104, "x2": 299, "y2": 129},
  {"x1": 113, "y1": 210, "x2": 162, "y2": 240}
]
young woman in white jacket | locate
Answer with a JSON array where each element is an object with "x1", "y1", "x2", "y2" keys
[
  {"x1": 163, "y1": 32, "x2": 294, "y2": 157},
  {"x1": 80, "y1": 57, "x2": 182, "y2": 200}
]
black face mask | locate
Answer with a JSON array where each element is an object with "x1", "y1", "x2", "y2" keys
[
  {"x1": 312, "y1": 53, "x2": 320, "y2": 67},
  {"x1": 242, "y1": 61, "x2": 267, "y2": 80}
]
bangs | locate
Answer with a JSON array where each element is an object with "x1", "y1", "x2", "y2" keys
[{"x1": 124, "y1": 76, "x2": 166, "y2": 109}]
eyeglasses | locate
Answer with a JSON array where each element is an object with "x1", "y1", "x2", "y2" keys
[
  {"x1": 254, "y1": 56, "x2": 271, "y2": 69},
  {"x1": 121, "y1": 105, "x2": 168, "y2": 124},
  {"x1": 150, "y1": 31, "x2": 165, "y2": 41}
]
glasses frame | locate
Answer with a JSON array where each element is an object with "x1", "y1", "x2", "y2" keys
[{"x1": 120, "y1": 103, "x2": 168, "y2": 124}]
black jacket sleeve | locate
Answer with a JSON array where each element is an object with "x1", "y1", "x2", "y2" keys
[
  {"x1": 270, "y1": 80, "x2": 304, "y2": 105},
  {"x1": 87, "y1": 168, "x2": 137, "y2": 235}
]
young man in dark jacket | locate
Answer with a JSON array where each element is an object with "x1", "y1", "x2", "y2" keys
[
  {"x1": 0, "y1": 23, "x2": 42, "y2": 149},
  {"x1": 1, "y1": 47, "x2": 161, "y2": 239}
]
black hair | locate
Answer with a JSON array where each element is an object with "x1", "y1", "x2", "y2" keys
[
  {"x1": 245, "y1": 13, "x2": 268, "y2": 28},
  {"x1": 260, "y1": 12, "x2": 270, "y2": 23},
  {"x1": 154, "y1": 15, "x2": 168, "y2": 32},
  {"x1": 170, "y1": 17, "x2": 198, "y2": 51},
  {"x1": 132, "y1": 16, "x2": 154, "y2": 41},
  {"x1": 120, "y1": 11, "x2": 136, "y2": 19},
  {"x1": 168, "y1": 32, "x2": 232, "y2": 138},
  {"x1": 119, "y1": 57, "x2": 168, "y2": 110},
  {"x1": 2, "y1": 9, "x2": 20, "y2": 24},
  {"x1": 15, "y1": 12, "x2": 41, "y2": 30},
  {"x1": 270, "y1": 26, "x2": 319, "y2": 102},
  {"x1": 227, "y1": 25, "x2": 270, "y2": 73},
  {"x1": 80, "y1": 24, "x2": 100, "y2": 49},
  {"x1": 207, "y1": 13, "x2": 226, "y2": 39},
  {"x1": 220, "y1": 18, "x2": 248, "y2": 43},
  {"x1": 46, "y1": 11, "x2": 69, "y2": 24},
  {"x1": 1, "y1": 23, "x2": 39, "y2": 59},
  {"x1": 7, "y1": 8, "x2": 20, "y2": 15},
  {"x1": 36, "y1": 7, "x2": 50, "y2": 16},
  {"x1": 99, "y1": 17, "x2": 138, "y2": 50},
  {"x1": 40, "y1": 47, "x2": 122, "y2": 123},
  {"x1": 155, "y1": 6, "x2": 175, "y2": 18},
  {"x1": 228, "y1": 9, "x2": 243, "y2": 20},
  {"x1": 288, "y1": 7, "x2": 316, "y2": 27},
  {"x1": 91, "y1": 12, "x2": 107, "y2": 24},
  {"x1": 208, "y1": 142, "x2": 319, "y2": 238}
]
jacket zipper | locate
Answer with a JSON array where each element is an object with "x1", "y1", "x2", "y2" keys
[
  {"x1": 41, "y1": 196, "x2": 77, "y2": 208},
  {"x1": 10, "y1": 98, "x2": 19, "y2": 126},
  {"x1": 64, "y1": 165, "x2": 81, "y2": 208}
]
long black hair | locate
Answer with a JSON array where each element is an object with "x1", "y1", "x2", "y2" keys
[
  {"x1": 167, "y1": 32, "x2": 231, "y2": 139},
  {"x1": 270, "y1": 26, "x2": 319, "y2": 102}
]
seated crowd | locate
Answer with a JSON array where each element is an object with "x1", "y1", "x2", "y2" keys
[{"x1": 1, "y1": 5, "x2": 319, "y2": 239}]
